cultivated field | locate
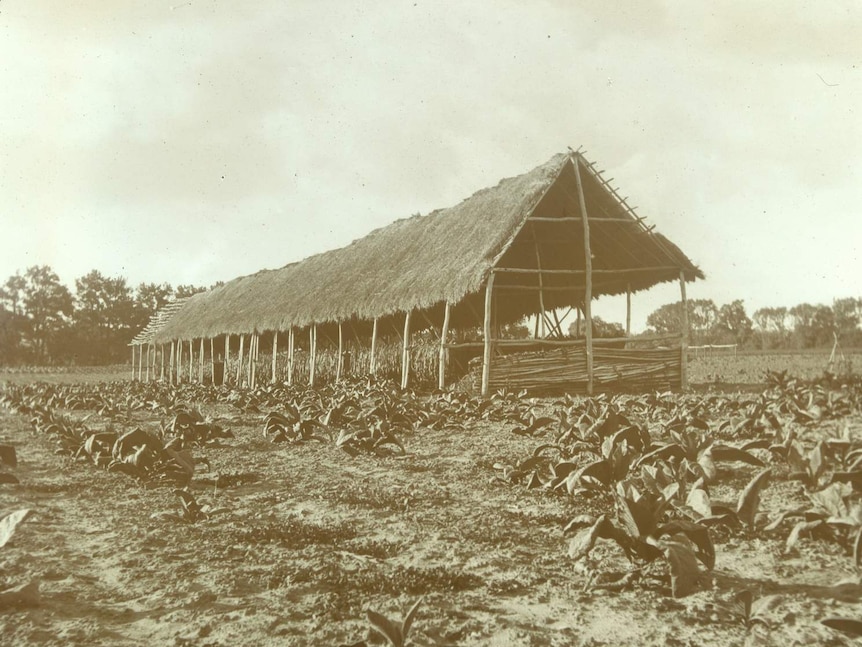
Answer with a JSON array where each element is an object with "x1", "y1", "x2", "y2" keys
[{"x1": 1, "y1": 364, "x2": 862, "y2": 646}]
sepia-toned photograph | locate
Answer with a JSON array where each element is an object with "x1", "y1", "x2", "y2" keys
[{"x1": 1, "y1": 2, "x2": 860, "y2": 645}]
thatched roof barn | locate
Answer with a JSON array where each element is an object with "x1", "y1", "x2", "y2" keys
[{"x1": 136, "y1": 151, "x2": 704, "y2": 394}]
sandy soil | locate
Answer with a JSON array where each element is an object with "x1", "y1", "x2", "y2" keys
[{"x1": 2, "y1": 391, "x2": 862, "y2": 646}]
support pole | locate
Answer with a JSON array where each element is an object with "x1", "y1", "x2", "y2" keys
[
  {"x1": 199, "y1": 338, "x2": 205, "y2": 383},
  {"x1": 249, "y1": 334, "x2": 257, "y2": 388},
  {"x1": 188, "y1": 340, "x2": 194, "y2": 383},
  {"x1": 626, "y1": 283, "x2": 632, "y2": 337},
  {"x1": 531, "y1": 223, "x2": 546, "y2": 338},
  {"x1": 131, "y1": 346, "x2": 136, "y2": 381},
  {"x1": 145, "y1": 345, "x2": 150, "y2": 382},
  {"x1": 679, "y1": 270, "x2": 689, "y2": 391},
  {"x1": 160, "y1": 344, "x2": 166, "y2": 381},
  {"x1": 573, "y1": 154, "x2": 594, "y2": 395},
  {"x1": 271, "y1": 331, "x2": 278, "y2": 384},
  {"x1": 169, "y1": 341, "x2": 176, "y2": 385},
  {"x1": 309, "y1": 325, "x2": 317, "y2": 386},
  {"x1": 438, "y1": 301, "x2": 451, "y2": 390},
  {"x1": 370, "y1": 318, "x2": 378, "y2": 376},
  {"x1": 210, "y1": 338, "x2": 215, "y2": 385},
  {"x1": 237, "y1": 334, "x2": 245, "y2": 386},
  {"x1": 287, "y1": 328, "x2": 294, "y2": 386},
  {"x1": 224, "y1": 335, "x2": 231, "y2": 386},
  {"x1": 481, "y1": 273, "x2": 495, "y2": 396},
  {"x1": 336, "y1": 323, "x2": 343, "y2": 382},
  {"x1": 401, "y1": 311, "x2": 411, "y2": 390}
]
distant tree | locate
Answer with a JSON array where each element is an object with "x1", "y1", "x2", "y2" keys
[
  {"x1": 712, "y1": 300, "x2": 753, "y2": 345},
  {"x1": 645, "y1": 299, "x2": 718, "y2": 344},
  {"x1": 833, "y1": 297, "x2": 862, "y2": 346},
  {"x1": 752, "y1": 306, "x2": 789, "y2": 349},
  {"x1": 568, "y1": 316, "x2": 625, "y2": 338},
  {"x1": 0, "y1": 305, "x2": 23, "y2": 364},
  {"x1": 501, "y1": 322, "x2": 530, "y2": 339},
  {"x1": 71, "y1": 270, "x2": 136, "y2": 363},
  {"x1": 0, "y1": 266, "x2": 73, "y2": 363}
]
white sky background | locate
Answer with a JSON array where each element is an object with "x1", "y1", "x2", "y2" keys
[{"x1": 0, "y1": 0, "x2": 859, "y2": 333}]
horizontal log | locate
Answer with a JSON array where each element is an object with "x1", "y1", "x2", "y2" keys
[
  {"x1": 493, "y1": 266, "x2": 682, "y2": 276},
  {"x1": 529, "y1": 217, "x2": 637, "y2": 223}
]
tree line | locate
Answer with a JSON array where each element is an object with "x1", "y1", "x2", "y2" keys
[
  {"x1": 0, "y1": 265, "x2": 215, "y2": 365},
  {"x1": 644, "y1": 298, "x2": 862, "y2": 350},
  {"x1": 1, "y1": 265, "x2": 858, "y2": 366}
]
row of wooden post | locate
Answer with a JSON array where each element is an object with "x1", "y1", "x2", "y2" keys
[{"x1": 132, "y1": 304, "x2": 457, "y2": 391}]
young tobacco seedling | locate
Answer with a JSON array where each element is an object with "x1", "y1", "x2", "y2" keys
[{"x1": 366, "y1": 597, "x2": 422, "y2": 647}]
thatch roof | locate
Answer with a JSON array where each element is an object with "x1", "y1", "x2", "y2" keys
[
  {"x1": 130, "y1": 298, "x2": 189, "y2": 345},
  {"x1": 149, "y1": 152, "x2": 703, "y2": 343}
]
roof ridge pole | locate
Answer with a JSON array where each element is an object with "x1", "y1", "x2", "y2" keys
[
  {"x1": 572, "y1": 153, "x2": 594, "y2": 395},
  {"x1": 401, "y1": 311, "x2": 412, "y2": 390},
  {"x1": 271, "y1": 331, "x2": 279, "y2": 384},
  {"x1": 210, "y1": 338, "x2": 215, "y2": 386},
  {"x1": 309, "y1": 325, "x2": 317, "y2": 387},
  {"x1": 237, "y1": 334, "x2": 245, "y2": 387},
  {"x1": 224, "y1": 335, "x2": 231, "y2": 386},
  {"x1": 438, "y1": 301, "x2": 451, "y2": 390},
  {"x1": 679, "y1": 270, "x2": 689, "y2": 391},
  {"x1": 287, "y1": 328, "x2": 294, "y2": 386},
  {"x1": 370, "y1": 318, "x2": 378, "y2": 377},
  {"x1": 481, "y1": 273, "x2": 495, "y2": 396},
  {"x1": 336, "y1": 323, "x2": 344, "y2": 383}
]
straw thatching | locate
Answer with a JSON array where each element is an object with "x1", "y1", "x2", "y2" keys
[
  {"x1": 130, "y1": 298, "x2": 189, "y2": 346},
  {"x1": 150, "y1": 151, "x2": 703, "y2": 343}
]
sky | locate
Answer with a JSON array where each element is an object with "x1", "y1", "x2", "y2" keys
[{"x1": 0, "y1": 0, "x2": 859, "y2": 332}]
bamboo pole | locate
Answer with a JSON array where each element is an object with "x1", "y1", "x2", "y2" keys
[
  {"x1": 131, "y1": 346, "x2": 136, "y2": 381},
  {"x1": 144, "y1": 344, "x2": 150, "y2": 382},
  {"x1": 249, "y1": 334, "x2": 257, "y2": 388},
  {"x1": 237, "y1": 335, "x2": 245, "y2": 386},
  {"x1": 169, "y1": 341, "x2": 175, "y2": 385},
  {"x1": 438, "y1": 301, "x2": 451, "y2": 390},
  {"x1": 626, "y1": 283, "x2": 632, "y2": 337},
  {"x1": 309, "y1": 325, "x2": 317, "y2": 386},
  {"x1": 287, "y1": 328, "x2": 294, "y2": 386},
  {"x1": 271, "y1": 331, "x2": 278, "y2": 384},
  {"x1": 188, "y1": 340, "x2": 194, "y2": 383},
  {"x1": 336, "y1": 323, "x2": 343, "y2": 382},
  {"x1": 679, "y1": 270, "x2": 689, "y2": 391},
  {"x1": 160, "y1": 344, "x2": 166, "y2": 381},
  {"x1": 573, "y1": 154, "x2": 594, "y2": 395},
  {"x1": 401, "y1": 311, "x2": 411, "y2": 390},
  {"x1": 370, "y1": 318, "x2": 378, "y2": 376},
  {"x1": 224, "y1": 335, "x2": 231, "y2": 386},
  {"x1": 481, "y1": 273, "x2": 495, "y2": 396},
  {"x1": 210, "y1": 338, "x2": 215, "y2": 385},
  {"x1": 531, "y1": 223, "x2": 546, "y2": 338},
  {"x1": 199, "y1": 338, "x2": 205, "y2": 383},
  {"x1": 138, "y1": 344, "x2": 144, "y2": 381}
]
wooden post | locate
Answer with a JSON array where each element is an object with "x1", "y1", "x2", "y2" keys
[
  {"x1": 679, "y1": 270, "x2": 689, "y2": 390},
  {"x1": 237, "y1": 334, "x2": 245, "y2": 386},
  {"x1": 160, "y1": 344, "x2": 166, "y2": 381},
  {"x1": 131, "y1": 346, "x2": 136, "y2": 381},
  {"x1": 626, "y1": 283, "x2": 632, "y2": 337},
  {"x1": 369, "y1": 318, "x2": 378, "y2": 376},
  {"x1": 271, "y1": 331, "x2": 279, "y2": 384},
  {"x1": 336, "y1": 323, "x2": 343, "y2": 382},
  {"x1": 438, "y1": 301, "x2": 451, "y2": 390},
  {"x1": 169, "y1": 341, "x2": 175, "y2": 385},
  {"x1": 531, "y1": 223, "x2": 546, "y2": 338},
  {"x1": 249, "y1": 334, "x2": 257, "y2": 388},
  {"x1": 481, "y1": 273, "x2": 495, "y2": 396},
  {"x1": 576, "y1": 307, "x2": 581, "y2": 337},
  {"x1": 573, "y1": 154, "x2": 594, "y2": 395},
  {"x1": 210, "y1": 338, "x2": 215, "y2": 385},
  {"x1": 401, "y1": 311, "x2": 411, "y2": 390},
  {"x1": 224, "y1": 335, "x2": 231, "y2": 386},
  {"x1": 144, "y1": 345, "x2": 150, "y2": 382},
  {"x1": 287, "y1": 328, "x2": 294, "y2": 386},
  {"x1": 199, "y1": 338, "x2": 205, "y2": 383},
  {"x1": 309, "y1": 325, "x2": 317, "y2": 386}
]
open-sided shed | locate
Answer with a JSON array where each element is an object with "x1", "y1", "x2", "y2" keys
[{"x1": 133, "y1": 150, "x2": 703, "y2": 394}]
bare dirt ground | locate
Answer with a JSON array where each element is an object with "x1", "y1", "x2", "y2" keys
[{"x1": 2, "y1": 375, "x2": 862, "y2": 645}]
